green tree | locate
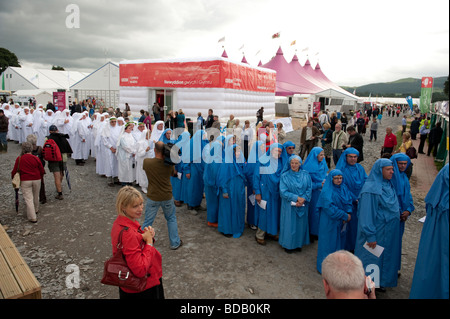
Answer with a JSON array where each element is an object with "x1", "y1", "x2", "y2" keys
[
  {"x1": 0, "y1": 48, "x2": 21, "y2": 74},
  {"x1": 444, "y1": 75, "x2": 449, "y2": 97},
  {"x1": 52, "y1": 65, "x2": 65, "y2": 71}
]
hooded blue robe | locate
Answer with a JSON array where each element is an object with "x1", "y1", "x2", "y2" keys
[
  {"x1": 252, "y1": 143, "x2": 288, "y2": 236},
  {"x1": 178, "y1": 131, "x2": 193, "y2": 204},
  {"x1": 335, "y1": 147, "x2": 367, "y2": 251},
  {"x1": 354, "y1": 158, "x2": 401, "y2": 288},
  {"x1": 203, "y1": 140, "x2": 223, "y2": 224},
  {"x1": 390, "y1": 153, "x2": 415, "y2": 271},
  {"x1": 184, "y1": 130, "x2": 208, "y2": 208},
  {"x1": 245, "y1": 140, "x2": 265, "y2": 227},
  {"x1": 316, "y1": 169, "x2": 354, "y2": 273},
  {"x1": 216, "y1": 144, "x2": 247, "y2": 237},
  {"x1": 410, "y1": 163, "x2": 449, "y2": 299},
  {"x1": 302, "y1": 147, "x2": 328, "y2": 237},
  {"x1": 279, "y1": 155, "x2": 312, "y2": 250}
]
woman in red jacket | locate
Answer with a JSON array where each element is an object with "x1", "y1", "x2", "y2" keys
[
  {"x1": 11, "y1": 142, "x2": 45, "y2": 223},
  {"x1": 111, "y1": 186, "x2": 164, "y2": 299}
]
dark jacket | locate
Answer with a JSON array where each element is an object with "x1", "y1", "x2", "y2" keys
[
  {"x1": 47, "y1": 133, "x2": 73, "y2": 155},
  {"x1": 349, "y1": 132, "x2": 364, "y2": 162},
  {"x1": 429, "y1": 126, "x2": 443, "y2": 144},
  {"x1": 0, "y1": 115, "x2": 8, "y2": 132}
]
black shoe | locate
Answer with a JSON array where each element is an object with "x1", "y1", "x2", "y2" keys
[{"x1": 284, "y1": 248, "x2": 294, "y2": 254}]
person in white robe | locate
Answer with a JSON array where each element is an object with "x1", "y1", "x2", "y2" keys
[
  {"x1": 71, "y1": 113, "x2": 89, "y2": 165},
  {"x1": 116, "y1": 122, "x2": 137, "y2": 185},
  {"x1": 9, "y1": 104, "x2": 21, "y2": 142},
  {"x1": 19, "y1": 107, "x2": 34, "y2": 143},
  {"x1": 1, "y1": 103, "x2": 14, "y2": 140},
  {"x1": 101, "y1": 117, "x2": 121, "y2": 186},
  {"x1": 32, "y1": 108, "x2": 46, "y2": 147},
  {"x1": 135, "y1": 129, "x2": 153, "y2": 193},
  {"x1": 94, "y1": 114, "x2": 107, "y2": 175}
]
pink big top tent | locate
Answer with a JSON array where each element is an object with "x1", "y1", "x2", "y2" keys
[{"x1": 261, "y1": 46, "x2": 322, "y2": 96}]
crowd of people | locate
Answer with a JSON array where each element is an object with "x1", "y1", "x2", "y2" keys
[{"x1": 1, "y1": 101, "x2": 448, "y2": 300}]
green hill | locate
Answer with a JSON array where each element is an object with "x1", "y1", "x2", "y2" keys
[{"x1": 342, "y1": 76, "x2": 447, "y2": 98}]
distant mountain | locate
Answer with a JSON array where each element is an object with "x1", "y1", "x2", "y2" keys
[{"x1": 342, "y1": 76, "x2": 447, "y2": 98}]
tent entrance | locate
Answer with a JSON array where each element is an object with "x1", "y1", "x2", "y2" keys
[{"x1": 155, "y1": 89, "x2": 173, "y2": 120}]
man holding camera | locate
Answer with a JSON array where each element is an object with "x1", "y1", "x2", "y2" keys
[{"x1": 142, "y1": 141, "x2": 183, "y2": 250}]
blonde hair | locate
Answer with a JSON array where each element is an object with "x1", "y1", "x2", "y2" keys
[
  {"x1": 323, "y1": 123, "x2": 331, "y2": 130},
  {"x1": 115, "y1": 186, "x2": 143, "y2": 216}
]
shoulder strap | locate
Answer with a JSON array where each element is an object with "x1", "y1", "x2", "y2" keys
[{"x1": 116, "y1": 226, "x2": 129, "y2": 250}]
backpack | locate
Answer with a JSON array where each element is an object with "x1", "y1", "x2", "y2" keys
[{"x1": 42, "y1": 139, "x2": 62, "y2": 162}]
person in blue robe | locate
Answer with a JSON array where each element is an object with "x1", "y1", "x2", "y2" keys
[
  {"x1": 245, "y1": 140, "x2": 266, "y2": 229},
  {"x1": 316, "y1": 169, "x2": 353, "y2": 273},
  {"x1": 279, "y1": 155, "x2": 312, "y2": 253},
  {"x1": 185, "y1": 130, "x2": 208, "y2": 210},
  {"x1": 302, "y1": 147, "x2": 328, "y2": 241},
  {"x1": 390, "y1": 153, "x2": 415, "y2": 273},
  {"x1": 335, "y1": 147, "x2": 367, "y2": 251},
  {"x1": 282, "y1": 140, "x2": 296, "y2": 160},
  {"x1": 203, "y1": 139, "x2": 223, "y2": 227},
  {"x1": 410, "y1": 163, "x2": 449, "y2": 299},
  {"x1": 253, "y1": 143, "x2": 287, "y2": 245},
  {"x1": 216, "y1": 144, "x2": 247, "y2": 238},
  {"x1": 354, "y1": 158, "x2": 401, "y2": 289},
  {"x1": 177, "y1": 131, "x2": 193, "y2": 205},
  {"x1": 159, "y1": 128, "x2": 175, "y2": 144}
]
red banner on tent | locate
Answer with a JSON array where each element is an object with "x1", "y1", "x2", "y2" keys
[{"x1": 120, "y1": 60, "x2": 276, "y2": 93}]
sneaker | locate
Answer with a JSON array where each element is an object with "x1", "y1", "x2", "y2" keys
[
  {"x1": 55, "y1": 194, "x2": 64, "y2": 200},
  {"x1": 171, "y1": 239, "x2": 183, "y2": 250}
]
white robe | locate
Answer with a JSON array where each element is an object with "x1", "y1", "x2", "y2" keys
[
  {"x1": 19, "y1": 111, "x2": 33, "y2": 143},
  {"x1": 116, "y1": 131, "x2": 136, "y2": 183},
  {"x1": 101, "y1": 123, "x2": 121, "y2": 178}
]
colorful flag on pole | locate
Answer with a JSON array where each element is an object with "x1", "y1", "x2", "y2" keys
[
  {"x1": 419, "y1": 77, "x2": 433, "y2": 113},
  {"x1": 218, "y1": 36, "x2": 225, "y2": 43},
  {"x1": 272, "y1": 32, "x2": 280, "y2": 39},
  {"x1": 406, "y1": 96, "x2": 414, "y2": 111},
  {"x1": 290, "y1": 40, "x2": 296, "y2": 46},
  {"x1": 239, "y1": 44, "x2": 244, "y2": 51}
]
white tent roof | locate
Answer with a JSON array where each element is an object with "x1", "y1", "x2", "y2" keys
[
  {"x1": 70, "y1": 62, "x2": 119, "y2": 90},
  {"x1": 13, "y1": 89, "x2": 53, "y2": 96},
  {"x1": 314, "y1": 88, "x2": 359, "y2": 101},
  {"x1": 7, "y1": 67, "x2": 89, "y2": 90}
]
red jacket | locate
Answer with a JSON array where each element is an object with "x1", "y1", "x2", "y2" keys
[
  {"x1": 383, "y1": 133, "x2": 398, "y2": 148},
  {"x1": 11, "y1": 154, "x2": 45, "y2": 181},
  {"x1": 110, "y1": 216, "x2": 162, "y2": 293}
]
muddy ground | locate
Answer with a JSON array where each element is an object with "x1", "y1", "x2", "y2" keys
[{"x1": 0, "y1": 113, "x2": 430, "y2": 300}]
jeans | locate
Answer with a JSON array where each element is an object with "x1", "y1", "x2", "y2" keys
[
  {"x1": 143, "y1": 197, "x2": 181, "y2": 249},
  {"x1": 0, "y1": 132, "x2": 7, "y2": 145},
  {"x1": 370, "y1": 130, "x2": 377, "y2": 141},
  {"x1": 332, "y1": 149, "x2": 343, "y2": 166}
]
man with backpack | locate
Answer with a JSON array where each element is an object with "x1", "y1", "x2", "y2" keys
[{"x1": 44, "y1": 125, "x2": 73, "y2": 200}]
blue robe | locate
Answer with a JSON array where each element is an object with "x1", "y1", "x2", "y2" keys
[
  {"x1": 279, "y1": 156, "x2": 312, "y2": 250},
  {"x1": 355, "y1": 159, "x2": 401, "y2": 288},
  {"x1": 185, "y1": 130, "x2": 208, "y2": 207},
  {"x1": 335, "y1": 147, "x2": 367, "y2": 251},
  {"x1": 410, "y1": 163, "x2": 449, "y2": 299},
  {"x1": 203, "y1": 141, "x2": 223, "y2": 224},
  {"x1": 245, "y1": 141, "x2": 265, "y2": 226},
  {"x1": 316, "y1": 169, "x2": 354, "y2": 273},
  {"x1": 390, "y1": 153, "x2": 415, "y2": 271},
  {"x1": 252, "y1": 143, "x2": 287, "y2": 236},
  {"x1": 176, "y1": 131, "x2": 192, "y2": 204},
  {"x1": 216, "y1": 145, "x2": 247, "y2": 237},
  {"x1": 302, "y1": 147, "x2": 328, "y2": 237}
]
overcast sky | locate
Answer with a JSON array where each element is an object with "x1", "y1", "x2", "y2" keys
[{"x1": 0, "y1": 0, "x2": 448, "y2": 86}]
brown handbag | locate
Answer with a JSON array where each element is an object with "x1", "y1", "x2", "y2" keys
[{"x1": 101, "y1": 227, "x2": 148, "y2": 292}]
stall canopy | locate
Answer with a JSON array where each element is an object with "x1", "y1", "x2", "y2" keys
[{"x1": 261, "y1": 47, "x2": 321, "y2": 96}]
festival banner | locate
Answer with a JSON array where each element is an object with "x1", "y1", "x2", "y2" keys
[
  {"x1": 419, "y1": 77, "x2": 433, "y2": 113},
  {"x1": 120, "y1": 60, "x2": 276, "y2": 93}
]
